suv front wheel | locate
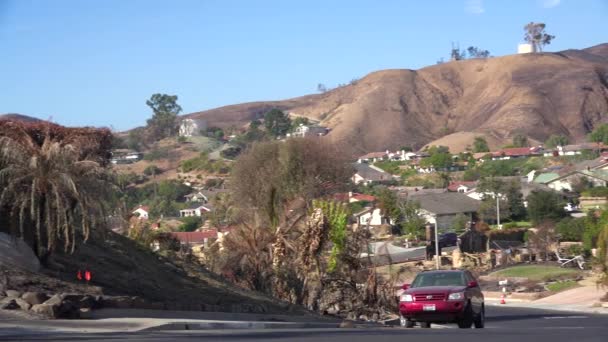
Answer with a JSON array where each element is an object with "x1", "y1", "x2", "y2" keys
[
  {"x1": 457, "y1": 304, "x2": 473, "y2": 329},
  {"x1": 474, "y1": 306, "x2": 485, "y2": 329}
]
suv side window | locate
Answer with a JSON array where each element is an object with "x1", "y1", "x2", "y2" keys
[{"x1": 464, "y1": 271, "x2": 474, "y2": 283}]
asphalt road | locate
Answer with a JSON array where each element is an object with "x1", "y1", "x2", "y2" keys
[{"x1": 1, "y1": 306, "x2": 607, "y2": 342}]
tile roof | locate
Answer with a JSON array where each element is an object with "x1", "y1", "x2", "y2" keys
[
  {"x1": 170, "y1": 230, "x2": 217, "y2": 244},
  {"x1": 492, "y1": 147, "x2": 542, "y2": 157},
  {"x1": 352, "y1": 193, "x2": 376, "y2": 202}
]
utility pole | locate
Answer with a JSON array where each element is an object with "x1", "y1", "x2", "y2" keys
[
  {"x1": 496, "y1": 194, "x2": 501, "y2": 229},
  {"x1": 435, "y1": 225, "x2": 440, "y2": 270}
]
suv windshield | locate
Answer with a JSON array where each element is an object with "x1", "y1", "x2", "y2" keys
[{"x1": 411, "y1": 272, "x2": 466, "y2": 288}]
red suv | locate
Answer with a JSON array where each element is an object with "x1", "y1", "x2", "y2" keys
[{"x1": 399, "y1": 270, "x2": 484, "y2": 329}]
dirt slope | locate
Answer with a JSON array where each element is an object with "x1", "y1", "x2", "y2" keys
[{"x1": 184, "y1": 43, "x2": 608, "y2": 154}]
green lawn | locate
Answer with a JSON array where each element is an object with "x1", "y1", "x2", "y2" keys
[
  {"x1": 546, "y1": 280, "x2": 579, "y2": 292},
  {"x1": 490, "y1": 265, "x2": 580, "y2": 281}
]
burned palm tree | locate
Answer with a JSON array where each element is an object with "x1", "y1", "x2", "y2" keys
[{"x1": 0, "y1": 121, "x2": 115, "y2": 258}]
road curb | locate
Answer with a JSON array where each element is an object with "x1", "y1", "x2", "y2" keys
[{"x1": 140, "y1": 321, "x2": 344, "y2": 331}]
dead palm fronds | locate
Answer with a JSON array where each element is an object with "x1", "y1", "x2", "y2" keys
[{"x1": 0, "y1": 124, "x2": 116, "y2": 257}]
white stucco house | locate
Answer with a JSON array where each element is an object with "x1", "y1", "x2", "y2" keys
[
  {"x1": 290, "y1": 124, "x2": 328, "y2": 137},
  {"x1": 354, "y1": 208, "x2": 391, "y2": 226},
  {"x1": 179, "y1": 118, "x2": 207, "y2": 137},
  {"x1": 179, "y1": 204, "x2": 212, "y2": 217},
  {"x1": 132, "y1": 205, "x2": 150, "y2": 220}
]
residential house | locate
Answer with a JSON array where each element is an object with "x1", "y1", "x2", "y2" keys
[
  {"x1": 178, "y1": 118, "x2": 207, "y2": 137},
  {"x1": 353, "y1": 207, "x2": 391, "y2": 226},
  {"x1": 352, "y1": 163, "x2": 393, "y2": 185},
  {"x1": 290, "y1": 124, "x2": 329, "y2": 137},
  {"x1": 543, "y1": 143, "x2": 608, "y2": 157},
  {"x1": 132, "y1": 205, "x2": 150, "y2": 220},
  {"x1": 184, "y1": 191, "x2": 209, "y2": 203},
  {"x1": 533, "y1": 172, "x2": 560, "y2": 185},
  {"x1": 157, "y1": 230, "x2": 218, "y2": 260},
  {"x1": 408, "y1": 192, "x2": 480, "y2": 231},
  {"x1": 447, "y1": 181, "x2": 477, "y2": 193},
  {"x1": 179, "y1": 204, "x2": 212, "y2": 217},
  {"x1": 545, "y1": 170, "x2": 608, "y2": 192},
  {"x1": 490, "y1": 146, "x2": 543, "y2": 160},
  {"x1": 357, "y1": 152, "x2": 388, "y2": 164}
]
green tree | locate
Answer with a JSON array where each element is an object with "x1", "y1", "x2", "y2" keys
[
  {"x1": 556, "y1": 217, "x2": 585, "y2": 242},
  {"x1": 545, "y1": 134, "x2": 569, "y2": 148},
  {"x1": 524, "y1": 22, "x2": 555, "y2": 52},
  {"x1": 399, "y1": 200, "x2": 426, "y2": 238},
  {"x1": 588, "y1": 124, "x2": 608, "y2": 145},
  {"x1": 466, "y1": 46, "x2": 490, "y2": 58},
  {"x1": 452, "y1": 213, "x2": 469, "y2": 234},
  {"x1": 264, "y1": 109, "x2": 292, "y2": 137},
  {"x1": 473, "y1": 137, "x2": 490, "y2": 153},
  {"x1": 291, "y1": 117, "x2": 310, "y2": 131},
  {"x1": 526, "y1": 190, "x2": 566, "y2": 225},
  {"x1": 178, "y1": 216, "x2": 202, "y2": 232},
  {"x1": 512, "y1": 133, "x2": 529, "y2": 148},
  {"x1": 146, "y1": 93, "x2": 182, "y2": 139},
  {"x1": 375, "y1": 187, "x2": 400, "y2": 223},
  {"x1": 420, "y1": 150, "x2": 453, "y2": 170}
]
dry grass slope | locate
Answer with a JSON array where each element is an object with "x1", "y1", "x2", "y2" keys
[{"x1": 185, "y1": 43, "x2": 608, "y2": 154}]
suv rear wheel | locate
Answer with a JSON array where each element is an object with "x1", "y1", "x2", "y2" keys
[
  {"x1": 474, "y1": 306, "x2": 485, "y2": 329},
  {"x1": 420, "y1": 322, "x2": 431, "y2": 329}
]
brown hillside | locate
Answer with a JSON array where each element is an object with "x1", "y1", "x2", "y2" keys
[{"x1": 184, "y1": 44, "x2": 608, "y2": 154}]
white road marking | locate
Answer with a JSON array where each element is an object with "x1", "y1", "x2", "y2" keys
[{"x1": 543, "y1": 316, "x2": 588, "y2": 319}]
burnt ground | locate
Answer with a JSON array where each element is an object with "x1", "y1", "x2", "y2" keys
[{"x1": 2, "y1": 231, "x2": 309, "y2": 316}]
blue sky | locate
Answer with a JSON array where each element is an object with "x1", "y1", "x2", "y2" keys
[{"x1": 1, "y1": 0, "x2": 607, "y2": 130}]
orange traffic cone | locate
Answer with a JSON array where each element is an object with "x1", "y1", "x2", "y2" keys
[{"x1": 500, "y1": 294, "x2": 506, "y2": 305}]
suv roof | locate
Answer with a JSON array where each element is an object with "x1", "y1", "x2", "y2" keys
[{"x1": 418, "y1": 269, "x2": 465, "y2": 274}]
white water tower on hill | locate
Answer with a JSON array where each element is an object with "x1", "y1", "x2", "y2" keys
[{"x1": 517, "y1": 43, "x2": 536, "y2": 54}]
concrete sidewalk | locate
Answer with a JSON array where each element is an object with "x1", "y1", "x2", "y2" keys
[{"x1": 487, "y1": 283, "x2": 608, "y2": 314}]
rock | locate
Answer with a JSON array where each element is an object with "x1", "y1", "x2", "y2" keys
[
  {"x1": 346, "y1": 312, "x2": 357, "y2": 320},
  {"x1": 14, "y1": 298, "x2": 31, "y2": 311},
  {"x1": 44, "y1": 294, "x2": 64, "y2": 306},
  {"x1": 5, "y1": 290, "x2": 21, "y2": 298},
  {"x1": 0, "y1": 299, "x2": 19, "y2": 310},
  {"x1": 31, "y1": 303, "x2": 59, "y2": 318},
  {"x1": 371, "y1": 313, "x2": 379, "y2": 321},
  {"x1": 358, "y1": 314, "x2": 368, "y2": 321},
  {"x1": 21, "y1": 292, "x2": 49, "y2": 306}
]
